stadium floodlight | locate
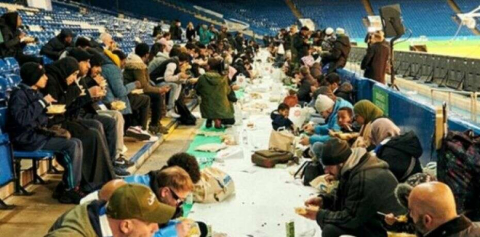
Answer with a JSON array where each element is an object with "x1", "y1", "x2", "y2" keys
[{"x1": 457, "y1": 6, "x2": 480, "y2": 29}]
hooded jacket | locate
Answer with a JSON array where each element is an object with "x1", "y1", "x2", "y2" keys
[
  {"x1": 148, "y1": 52, "x2": 170, "y2": 74},
  {"x1": 195, "y1": 71, "x2": 234, "y2": 119},
  {"x1": 317, "y1": 149, "x2": 404, "y2": 237},
  {"x1": 322, "y1": 35, "x2": 351, "y2": 73},
  {"x1": 40, "y1": 29, "x2": 74, "y2": 60},
  {"x1": 375, "y1": 131, "x2": 423, "y2": 182},
  {"x1": 270, "y1": 110, "x2": 293, "y2": 131},
  {"x1": 100, "y1": 52, "x2": 136, "y2": 114},
  {"x1": 124, "y1": 53, "x2": 160, "y2": 94},
  {"x1": 310, "y1": 98, "x2": 352, "y2": 144},
  {"x1": 0, "y1": 12, "x2": 25, "y2": 58},
  {"x1": 6, "y1": 83, "x2": 50, "y2": 151}
]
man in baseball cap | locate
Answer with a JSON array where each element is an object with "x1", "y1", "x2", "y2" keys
[
  {"x1": 298, "y1": 138, "x2": 403, "y2": 236},
  {"x1": 47, "y1": 184, "x2": 175, "y2": 237}
]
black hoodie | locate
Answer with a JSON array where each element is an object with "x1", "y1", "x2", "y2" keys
[
  {"x1": 41, "y1": 29, "x2": 75, "y2": 60},
  {"x1": 375, "y1": 131, "x2": 423, "y2": 182},
  {"x1": 0, "y1": 12, "x2": 24, "y2": 57}
]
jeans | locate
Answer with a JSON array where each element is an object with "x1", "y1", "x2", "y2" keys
[
  {"x1": 157, "y1": 82, "x2": 181, "y2": 111},
  {"x1": 97, "y1": 110, "x2": 125, "y2": 157},
  {"x1": 127, "y1": 94, "x2": 151, "y2": 130},
  {"x1": 42, "y1": 137, "x2": 83, "y2": 190}
]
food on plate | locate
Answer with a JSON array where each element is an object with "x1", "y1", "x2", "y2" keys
[
  {"x1": 294, "y1": 207, "x2": 307, "y2": 215},
  {"x1": 396, "y1": 215, "x2": 408, "y2": 223},
  {"x1": 47, "y1": 104, "x2": 66, "y2": 114},
  {"x1": 111, "y1": 101, "x2": 126, "y2": 111}
]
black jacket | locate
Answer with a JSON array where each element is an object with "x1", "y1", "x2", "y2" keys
[
  {"x1": 334, "y1": 82, "x2": 353, "y2": 104},
  {"x1": 361, "y1": 41, "x2": 390, "y2": 84},
  {"x1": 270, "y1": 110, "x2": 293, "y2": 131},
  {"x1": 169, "y1": 25, "x2": 182, "y2": 40},
  {"x1": 293, "y1": 33, "x2": 309, "y2": 61},
  {"x1": 425, "y1": 215, "x2": 480, "y2": 237},
  {"x1": 6, "y1": 84, "x2": 50, "y2": 151},
  {"x1": 40, "y1": 29, "x2": 74, "y2": 60},
  {"x1": 322, "y1": 35, "x2": 351, "y2": 73},
  {"x1": 235, "y1": 35, "x2": 244, "y2": 53},
  {"x1": 297, "y1": 78, "x2": 312, "y2": 103},
  {"x1": 317, "y1": 149, "x2": 404, "y2": 237},
  {"x1": 0, "y1": 12, "x2": 25, "y2": 58},
  {"x1": 375, "y1": 131, "x2": 423, "y2": 182},
  {"x1": 152, "y1": 25, "x2": 162, "y2": 37},
  {"x1": 186, "y1": 28, "x2": 196, "y2": 41}
]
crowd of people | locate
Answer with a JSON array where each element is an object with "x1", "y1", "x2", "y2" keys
[{"x1": 1, "y1": 9, "x2": 479, "y2": 237}]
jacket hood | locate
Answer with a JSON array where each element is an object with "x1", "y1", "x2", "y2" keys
[
  {"x1": 45, "y1": 57, "x2": 79, "y2": 90},
  {"x1": 341, "y1": 148, "x2": 389, "y2": 176},
  {"x1": 155, "y1": 52, "x2": 169, "y2": 60},
  {"x1": 125, "y1": 53, "x2": 147, "y2": 70},
  {"x1": 1, "y1": 12, "x2": 18, "y2": 32},
  {"x1": 270, "y1": 110, "x2": 281, "y2": 120},
  {"x1": 382, "y1": 131, "x2": 423, "y2": 159},
  {"x1": 58, "y1": 29, "x2": 75, "y2": 42},
  {"x1": 202, "y1": 72, "x2": 223, "y2": 85}
]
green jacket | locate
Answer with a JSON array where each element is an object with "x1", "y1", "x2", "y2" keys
[
  {"x1": 46, "y1": 202, "x2": 98, "y2": 237},
  {"x1": 196, "y1": 72, "x2": 234, "y2": 119}
]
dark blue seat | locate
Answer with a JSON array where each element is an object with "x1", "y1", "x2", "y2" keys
[
  {"x1": 0, "y1": 59, "x2": 8, "y2": 74},
  {"x1": 4, "y1": 57, "x2": 20, "y2": 74},
  {"x1": 5, "y1": 74, "x2": 21, "y2": 87},
  {"x1": 0, "y1": 133, "x2": 15, "y2": 209}
]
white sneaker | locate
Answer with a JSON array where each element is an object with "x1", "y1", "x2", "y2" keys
[
  {"x1": 166, "y1": 110, "x2": 181, "y2": 119},
  {"x1": 146, "y1": 135, "x2": 159, "y2": 142}
]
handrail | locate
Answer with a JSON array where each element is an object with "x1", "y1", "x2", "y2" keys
[{"x1": 430, "y1": 88, "x2": 478, "y2": 122}]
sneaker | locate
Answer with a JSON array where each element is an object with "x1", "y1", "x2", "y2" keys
[
  {"x1": 125, "y1": 127, "x2": 151, "y2": 141},
  {"x1": 146, "y1": 135, "x2": 159, "y2": 142},
  {"x1": 149, "y1": 125, "x2": 168, "y2": 135},
  {"x1": 115, "y1": 155, "x2": 134, "y2": 168},
  {"x1": 58, "y1": 187, "x2": 85, "y2": 204},
  {"x1": 166, "y1": 110, "x2": 181, "y2": 119},
  {"x1": 114, "y1": 166, "x2": 131, "y2": 177}
]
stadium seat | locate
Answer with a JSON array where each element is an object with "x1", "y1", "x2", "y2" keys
[
  {"x1": 6, "y1": 74, "x2": 21, "y2": 87},
  {"x1": 463, "y1": 59, "x2": 480, "y2": 92},
  {"x1": 445, "y1": 58, "x2": 466, "y2": 90},
  {"x1": 0, "y1": 133, "x2": 14, "y2": 209},
  {"x1": 4, "y1": 57, "x2": 20, "y2": 74},
  {"x1": 419, "y1": 55, "x2": 435, "y2": 83},
  {"x1": 432, "y1": 56, "x2": 450, "y2": 87},
  {"x1": 0, "y1": 59, "x2": 8, "y2": 74},
  {"x1": 0, "y1": 107, "x2": 55, "y2": 193}
]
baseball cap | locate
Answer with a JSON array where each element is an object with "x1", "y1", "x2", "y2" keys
[{"x1": 106, "y1": 184, "x2": 175, "y2": 224}]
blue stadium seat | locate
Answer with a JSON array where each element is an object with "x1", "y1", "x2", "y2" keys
[
  {"x1": 0, "y1": 107, "x2": 55, "y2": 191},
  {"x1": 5, "y1": 74, "x2": 21, "y2": 87},
  {"x1": 0, "y1": 59, "x2": 9, "y2": 74},
  {"x1": 4, "y1": 57, "x2": 19, "y2": 74},
  {"x1": 0, "y1": 133, "x2": 14, "y2": 209}
]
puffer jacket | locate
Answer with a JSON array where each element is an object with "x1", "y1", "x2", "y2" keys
[
  {"x1": 310, "y1": 98, "x2": 353, "y2": 144},
  {"x1": 317, "y1": 148, "x2": 404, "y2": 237}
]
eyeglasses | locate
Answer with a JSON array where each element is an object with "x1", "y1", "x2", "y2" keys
[{"x1": 169, "y1": 188, "x2": 185, "y2": 204}]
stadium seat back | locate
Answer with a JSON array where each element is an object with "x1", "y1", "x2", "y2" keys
[
  {"x1": 464, "y1": 59, "x2": 480, "y2": 92},
  {"x1": 0, "y1": 133, "x2": 14, "y2": 187}
]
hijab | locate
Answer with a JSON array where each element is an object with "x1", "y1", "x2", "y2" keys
[
  {"x1": 370, "y1": 118, "x2": 401, "y2": 146},
  {"x1": 1, "y1": 12, "x2": 19, "y2": 33},
  {"x1": 46, "y1": 57, "x2": 79, "y2": 90},
  {"x1": 353, "y1": 100, "x2": 384, "y2": 124}
]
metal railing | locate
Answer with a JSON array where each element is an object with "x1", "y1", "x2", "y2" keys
[{"x1": 430, "y1": 88, "x2": 478, "y2": 123}]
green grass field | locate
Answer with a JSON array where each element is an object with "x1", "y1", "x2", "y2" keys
[{"x1": 357, "y1": 38, "x2": 480, "y2": 59}]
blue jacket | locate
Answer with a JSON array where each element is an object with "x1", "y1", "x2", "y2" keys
[
  {"x1": 100, "y1": 53, "x2": 136, "y2": 114},
  {"x1": 6, "y1": 84, "x2": 50, "y2": 151},
  {"x1": 124, "y1": 174, "x2": 179, "y2": 237},
  {"x1": 309, "y1": 98, "x2": 353, "y2": 144}
]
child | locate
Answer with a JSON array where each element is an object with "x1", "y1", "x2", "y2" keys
[
  {"x1": 329, "y1": 107, "x2": 360, "y2": 143},
  {"x1": 271, "y1": 103, "x2": 294, "y2": 131}
]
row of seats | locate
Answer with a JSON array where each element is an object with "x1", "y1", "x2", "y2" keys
[{"x1": 348, "y1": 47, "x2": 480, "y2": 92}]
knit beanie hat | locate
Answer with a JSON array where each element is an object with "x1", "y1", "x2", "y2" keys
[
  {"x1": 320, "y1": 138, "x2": 352, "y2": 166},
  {"x1": 20, "y1": 62, "x2": 45, "y2": 86},
  {"x1": 89, "y1": 51, "x2": 105, "y2": 67},
  {"x1": 135, "y1": 43, "x2": 150, "y2": 58},
  {"x1": 315, "y1": 94, "x2": 335, "y2": 113},
  {"x1": 69, "y1": 48, "x2": 92, "y2": 62}
]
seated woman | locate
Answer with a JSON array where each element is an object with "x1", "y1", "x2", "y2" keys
[
  {"x1": 7, "y1": 62, "x2": 83, "y2": 203},
  {"x1": 295, "y1": 66, "x2": 314, "y2": 105},
  {"x1": 352, "y1": 100, "x2": 385, "y2": 150},
  {"x1": 0, "y1": 12, "x2": 42, "y2": 65},
  {"x1": 41, "y1": 57, "x2": 116, "y2": 191},
  {"x1": 371, "y1": 118, "x2": 423, "y2": 182},
  {"x1": 196, "y1": 58, "x2": 235, "y2": 129}
]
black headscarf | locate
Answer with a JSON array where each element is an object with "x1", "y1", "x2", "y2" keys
[
  {"x1": 1, "y1": 12, "x2": 19, "y2": 33},
  {"x1": 45, "y1": 57, "x2": 79, "y2": 90},
  {"x1": 57, "y1": 29, "x2": 74, "y2": 44}
]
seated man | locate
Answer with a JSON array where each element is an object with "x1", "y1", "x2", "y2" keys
[
  {"x1": 40, "y1": 29, "x2": 75, "y2": 61},
  {"x1": 299, "y1": 139, "x2": 403, "y2": 237},
  {"x1": 46, "y1": 184, "x2": 175, "y2": 237},
  {"x1": 149, "y1": 52, "x2": 191, "y2": 119},
  {"x1": 300, "y1": 94, "x2": 352, "y2": 159},
  {"x1": 124, "y1": 43, "x2": 171, "y2": 135},
  {"x1": 409, "y1": 182, "x2": 480, "y2": 237},
  {"x1": 324, "y1": 73, "x2": 353, "y2": 104},
  {"x1": 7, "y1": 62, "x2": 84, "y2": 203}
]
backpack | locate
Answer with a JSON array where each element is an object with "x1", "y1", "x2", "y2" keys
[
  {"x1": 174, "y1": 99, "x2": 196, "y2": 125},
  {"x1": 437, "y1": 130, "x2": 480, "y2": 221}
]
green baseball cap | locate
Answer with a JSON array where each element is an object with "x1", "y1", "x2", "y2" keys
[{"x1": 106, "y1": 184, "x2": 175, "y2": 224}]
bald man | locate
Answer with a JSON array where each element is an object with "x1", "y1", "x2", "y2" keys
[{"x1": 409, "y1": 182, "x2": 480, "y2": 237}]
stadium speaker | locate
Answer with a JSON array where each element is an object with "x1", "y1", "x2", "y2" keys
[{"x1": 380, "y1": 4, "x2": 406, "y2": 38}]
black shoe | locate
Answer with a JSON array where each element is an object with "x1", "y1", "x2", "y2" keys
[
  {"x1": 149, "y1": 125, "x2": 168, "y2": 135},
  {"x1": 115, "y1": 156, "x2": 134, "y2": 168},
  {"x1": 52, "y1": 182, "x2": 65, "y2": 199},
  {"x1": 114, "y1": 166, "x2": 131, "y2": 177},
  {"x1": 58, "y1": 187, "x2": 84, "y2": 204},
  {"x1": 206, "y1": 120, "x2": 212, "y2": 128}
]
